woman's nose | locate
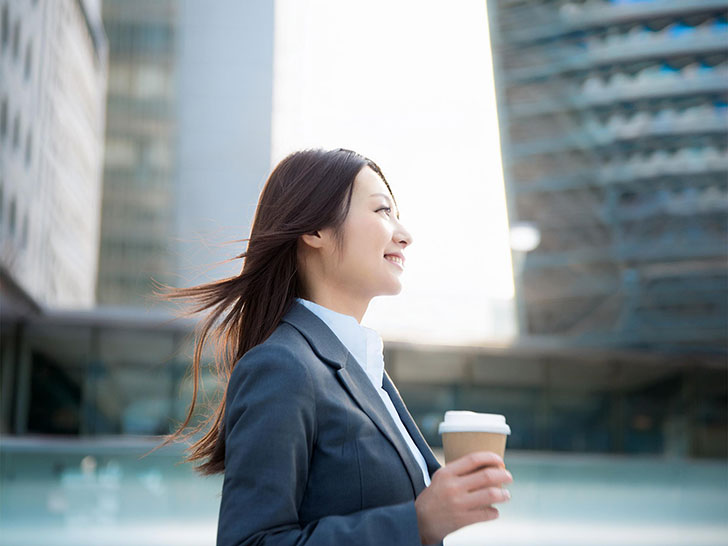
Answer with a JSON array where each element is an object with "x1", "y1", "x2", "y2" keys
[{"x1": 395, "y1": 221, "x2": 413, "y2": 248}]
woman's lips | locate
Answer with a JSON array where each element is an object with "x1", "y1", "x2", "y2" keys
[{"x1": 384, "y1": 254, "x2": 404, "y2": 270}]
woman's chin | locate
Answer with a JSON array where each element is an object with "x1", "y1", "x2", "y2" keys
[{"x1": 383, "y1": 280, "x2": 403, "y2": 295}]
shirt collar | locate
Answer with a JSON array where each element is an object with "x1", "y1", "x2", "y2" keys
[{"x1": 295, "y1": 298, "x2": 384, "y2": 388}]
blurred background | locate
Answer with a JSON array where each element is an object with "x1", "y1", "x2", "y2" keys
[{"x1": 0, "y1": 0, "x2": 726, "y2": 544}]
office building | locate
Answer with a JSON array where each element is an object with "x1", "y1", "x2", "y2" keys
[
  {"x1": 174, "y1": 0, "x2": 274, "y2": 286},
  {"x1": 0, "y1": 0, "x2": 107, "y2": 309},
  {"x1": 97, "y1": 0, "x2": 274, "y2": 304},
  {"x1": 487, "y1": 0, "x2": 728, "y2": 350},
  {"x1": 96, "y1": 0, "x2": 178, "y2": 306}
]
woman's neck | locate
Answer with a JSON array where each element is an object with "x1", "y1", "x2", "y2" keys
[{"x1": 299, "y1": 291, "x2": 369, "y2": 323}]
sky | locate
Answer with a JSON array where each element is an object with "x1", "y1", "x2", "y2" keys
[{"x1": 271, "y1": 0, "x2": 516, "y2": 345}]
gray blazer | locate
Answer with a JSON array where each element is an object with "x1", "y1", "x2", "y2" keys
[{"x1": 217, "y1": 300, "x2": 443, "y2": 546}]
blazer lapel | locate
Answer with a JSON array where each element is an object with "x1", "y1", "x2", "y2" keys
[
  {"x1": 335, "y1": 359, "x2": 427, "y2": 496},
  {"x1": 382, "y1": 371, "x2": 442, "y2": 478},
  {"x1": 281, "y1": 301, "x2": 427, "y2": 496}
]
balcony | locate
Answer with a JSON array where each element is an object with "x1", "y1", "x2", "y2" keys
[
  {"x1": 506, "y1": 20, "x2": 728, "y2": 82},
  {"x1": 510, "y1": 105, "x2": 728, "y2": 158},
  {"x1": 501, "y1": 0, "x2": 728, "y2": 46},
  {"x1": 509, "y1": 65, "x2": 728, "y2": 119}
]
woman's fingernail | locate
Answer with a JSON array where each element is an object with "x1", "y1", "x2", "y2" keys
[{"x1": 504, "y1": 489, "x2": 511, "y2": 499}]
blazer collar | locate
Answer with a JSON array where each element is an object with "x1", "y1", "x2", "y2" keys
[
  {"x1": 281, "y1": 300, "x2": 350, "y2": 368},
  {"x1": 281, "y1": 300, "x2": 433, "y2": 495}
]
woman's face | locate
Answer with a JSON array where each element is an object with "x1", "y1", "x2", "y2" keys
[{"x1": 316, "y1": 166, "x2": 413, "y2": 301}]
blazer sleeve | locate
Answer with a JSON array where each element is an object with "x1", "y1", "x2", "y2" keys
[{"x1": 216, "y1": 342, "x2": 426, "y2": 546}]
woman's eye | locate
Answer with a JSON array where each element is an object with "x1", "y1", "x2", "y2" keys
[{"x1": 376, "y1": 206, "x2": 392, "y2": 215}]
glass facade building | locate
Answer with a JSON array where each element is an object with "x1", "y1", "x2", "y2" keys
[
  {"x1": 96, "y1": 0, "x2": 275, "y2": 305},
  {"x1": 96, "y1": 0, "x2": 178, "y2": 306},
  {"x1": 487, "y1": 0, "x2": 728, "y2": 350},
  {"x1": 0, "y1": 309, "x2": 209, "y2": 437},
  {"x1": 1, "y1": 307, "x2": 724, "y2": 459}
]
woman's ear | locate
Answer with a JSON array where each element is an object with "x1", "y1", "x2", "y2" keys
[{"x1": 300, "y1": 231, "x2": 325, "y2": 249}]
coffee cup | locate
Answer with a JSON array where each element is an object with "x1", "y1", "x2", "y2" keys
[{"x1": 438, "y1": 411, "x2": 511, "y2": 464}]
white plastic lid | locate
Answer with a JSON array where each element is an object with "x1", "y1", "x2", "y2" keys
[{"x1": 438, "y1": 411, "x2": 511, "y2": 435}]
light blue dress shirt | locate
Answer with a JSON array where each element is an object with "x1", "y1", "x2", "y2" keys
[{"x1": 296, "y1": 298, "x2": 432, "y2": 487}]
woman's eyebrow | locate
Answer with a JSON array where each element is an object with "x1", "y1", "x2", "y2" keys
[{"x1": 369, "y1": 192, "x2": 394, "y2": 207}]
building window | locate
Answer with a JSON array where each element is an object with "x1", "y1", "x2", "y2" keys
[
  {"x1": 21, "y1": 211, "x2": 28, "y2": 248},
  {"x1": 11, "y1": 18, "x2": 19, "y2": 61},
  {"x1": 0, "y1": 4, "x2": 7, "y2": 54},
  {"x1": 0, "y1": 98, "x2": 6, "y2": 141},
  {"x1": 24, "y1": 40, "x2": 32, "y2": 80},
  {"x1": 11, "y1": 112, "x2": 19, "y2": 149},
  {"x1": 24, "y1": 130, "x2": 32, "y2": 167},
  {"x1": 9, "y1": 195, "x2": 15, "y2": 236}
]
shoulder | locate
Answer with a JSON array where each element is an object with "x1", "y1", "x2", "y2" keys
[
  {"x1": 223, "y1": 324, "x2": 319, "y2": 448},
  {"x1": 227, "y1": 322, "x2": 315, "y2": 397},
  {"x1": 241, "y1": 321, "x2": 313, "y2": 369}
]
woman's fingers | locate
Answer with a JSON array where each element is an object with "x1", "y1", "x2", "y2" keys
[
  {"x1": 480, "y1": 506, "x2": 500, "y2": 521},
  {"x1": 465, "y1": 485, "x2": 512, "y2": 508},
  {"x1": 445, "y1": 451, "x2": 505, "y2": 477},
  {"x1": 459, "y1": 465, "x2": 513, "y2": 492},
  {"x1": 461, "y1": 505, "x2": 501, "y2": 529},
  {"x1": 415, "y1": 451, "x2": 514, "y2": 543}
]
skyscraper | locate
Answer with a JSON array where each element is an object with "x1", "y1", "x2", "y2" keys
[
  {"x1": 487, "y1": 0, "x2": 728, "y2": 351},
  {"x1": 97, "y1": 0, "x2": 178, "y2": 306},
  {"x1": 174, "y1": 0, "x2": 274, "y2": 287},
  {"x1": 0, "y1": 0, "x2": 107, "y2": 310},
  {"x1": 97, "y1": 0, "x2": 275, "y2": 305}
]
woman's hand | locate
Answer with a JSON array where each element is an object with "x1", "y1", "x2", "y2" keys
[{"x1": 414, "y1": 451, "x2": 513, "y2": 545}]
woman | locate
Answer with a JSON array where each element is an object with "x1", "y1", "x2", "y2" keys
[{"x1": 160, "y1": 148, "x2": 513, "y2": 545}]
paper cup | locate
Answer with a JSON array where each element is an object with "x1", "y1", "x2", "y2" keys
[{"x1": 438, "y1": 411, "x2": 511, "y2": 463}]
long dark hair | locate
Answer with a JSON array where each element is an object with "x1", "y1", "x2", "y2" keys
[{"x1": 154, "y1": 147, "x2": 397, "y2": 475}]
